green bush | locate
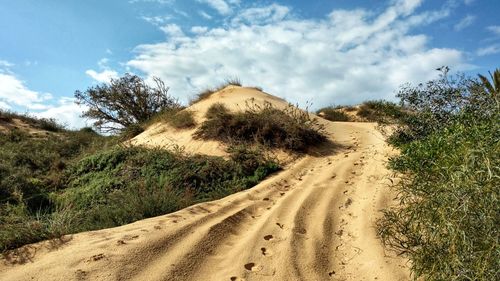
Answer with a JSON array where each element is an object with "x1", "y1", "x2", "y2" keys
[
  {"x1": 195, "y1": 102, "x2": 327, "y2": 152},
  {"x1": 356, "y1": 100, "x2": 406, "y2": 123},
  {"x1": 378, "y1": 68, "x2": 500, "y2": 280},
  {"x1": 316, "y1": 107, "x2": 351, "y2": 121}
]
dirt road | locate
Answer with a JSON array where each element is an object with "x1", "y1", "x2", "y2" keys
[{"x1": 1, "y1": 121, "x2": 410, "y2": 281}]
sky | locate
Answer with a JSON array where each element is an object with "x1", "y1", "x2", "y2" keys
[{"x1": 0, "y1": 0, "x2": 499, "y2": 129}]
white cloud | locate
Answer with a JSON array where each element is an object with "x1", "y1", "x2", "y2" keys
[
  {"x1": 0, "y1": 72, "x2": 52, "y2": 110},
  {"x1": 142, "y1": 15, "x2": 173, "y2": 26},
  {"x1": 85, "y1": 69, "x2": 119, "y2": 83},
  {"x1": 454, "y1": 14, "x2": 475, "y2": 31},
  {"x1": 129, "y1": 0, "x2": 174, "y2": 4},
  {"x1": 231, "y1": 4, "x2": 290, "y2": 25},
  {"x1": 477, "y1": 44, "x2": 500, "y2": 56},
  {"x1": 0, "y1": 60, "x2": 13, "y2": 68},
  {"x1": 128, "y1": 1, "x2": 466, "y2": 107},
  {"x1": 199, "y1": 10, "x2": 213, "y2": 20},
  {"x1": 191, "y1": 26, "x2": 209, "y2": 34},
  {"x1": 0, "y1": 62, "x2": 88, "y2": 128},
  {"x1": 36, "y1": 98, "x2": 89, "y2": 129},
  {"x1": 487, "y1": 25, "x2": 500, "y2": 36},
  {"x1": 160, "y1": 23, "x2": 184, "y2": 37},
  {"x1": 197, "y1": 0, "x2": 232, "y2": 15}
]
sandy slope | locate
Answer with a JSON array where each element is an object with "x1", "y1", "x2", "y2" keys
[{"x1": 1, "y1": 87, "x2": 410, "y2": 280}]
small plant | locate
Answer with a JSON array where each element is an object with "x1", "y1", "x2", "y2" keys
[
  {"x1": 164, "y1": 110, "x2": 196, "y2": 129},
  {"x1": 195, "y1": 101, "x2": 327, "y2": 152}
]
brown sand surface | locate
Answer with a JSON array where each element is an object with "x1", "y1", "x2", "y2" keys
[{"x1": 0, "y1": 87, "x2": 410, "y2": 281}]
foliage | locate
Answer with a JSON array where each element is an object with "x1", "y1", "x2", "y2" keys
[
  {"x1": 378, "y1": 68, "x2": 500, "y2": 280},
  {"x1": 0, "y1": 127, "x2": 110, "y2": 250},
  {"x1": 194, "y1": 101, "x2": 327, "y2": 152},
  {"x1": 316, "y1": 106, "x2": 351, "y2": 121},
  {"x1": 0, "y1": 127, "x2": 278, "y2": 250},
  {"x1": 389, "y1": 67, "x2": 498, "y2": 144},
  {"x1": 356, "y1": 100, "x2": 406, "y2": 123},
  {"x1": 75, "y1": 74, "x2": 181, "y2": 133}
]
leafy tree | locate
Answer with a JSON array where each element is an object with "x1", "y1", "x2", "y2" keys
[{"x1": 75, "y1": 74, "x2": 180, "y2": 133}]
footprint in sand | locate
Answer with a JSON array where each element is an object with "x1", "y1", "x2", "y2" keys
[
  {"x1": 230, "y1": 277, "x2": 245, "y2": 281},
  {"x1": 261, "y1": 247, "x2": 273, "y2": 256},
  {"x1": 244, "y1": 262, "x2": 262, "y2": 272},
  {"x1": 264, "y1": 234, "x2": 274, "y2": 241},
  {"x1": 276, "y1": 222, "x2": 284, "y2": 229}
]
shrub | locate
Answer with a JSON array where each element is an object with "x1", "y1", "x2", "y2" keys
[
  {"x1": 195, "y1": 102, "x2": 327, "y2": 152},
  {"x1": 316, "y1": 107, "x2": 351, "y2": 121},
  {"x1": 378, "y1": 68, "x2": 500, "y2": 280},
  {"x1": 356, "y1": 100, "x2": 405, "y2": 123}
]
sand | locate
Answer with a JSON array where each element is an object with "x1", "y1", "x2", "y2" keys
[{"x1": 0, "y1": 87, "x2": 410, "y2": 281}]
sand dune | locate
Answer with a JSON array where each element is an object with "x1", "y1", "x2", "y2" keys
[{"x1": 0, "y1": 88, "x2": 410, "y2": 280}]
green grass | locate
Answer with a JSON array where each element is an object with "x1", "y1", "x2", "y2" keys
[
  {"x1": 194, "y1": 102, "x2": 327, "y2": 152},
  {"x1": 0, "y1": 128, "x2": 279, "y2": 251}
]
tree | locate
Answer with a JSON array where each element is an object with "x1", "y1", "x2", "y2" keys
[{"x1": 75, "y1": 74, "x2": 180, "y2": 133}]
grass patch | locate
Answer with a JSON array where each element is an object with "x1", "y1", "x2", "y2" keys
[
  {"x1": 195, "y1": 102, "x2": 327, "y2": 152},
  {"x1": 316, "y1": 106, "x2": 351, "y2": 121}
]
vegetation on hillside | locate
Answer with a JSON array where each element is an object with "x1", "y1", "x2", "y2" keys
[
  {"x1": 316, "y1": 106, "x2": 351, "y2": 121},
  {"x1": 0, "y1": 123, "x2": 278, "y2": 251},
  {"x1": 195, "y1": 101, "x2": 327, "y2": 152},
  {"x1": 377, "y1": 68, "x2": 499, "y2": 280},
  {"x1": 0, "y1": 110, "x2": 65, "y2": 132},
  {"x1": 356, "y1": 100, "x2": 406, "y2": 123}
]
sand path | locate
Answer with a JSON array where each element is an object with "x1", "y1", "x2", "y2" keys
[{"x1": 0, "y1": 121, "x2": 410, "y2": 281}]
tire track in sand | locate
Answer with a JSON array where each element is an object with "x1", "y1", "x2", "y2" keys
[{"x1": 0, "y1": 121, "x2": 410, "y2": 281}]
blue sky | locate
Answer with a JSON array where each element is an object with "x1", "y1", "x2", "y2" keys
[{"x1": 0, "y1": 0, "x2": 499, "y2": 128}]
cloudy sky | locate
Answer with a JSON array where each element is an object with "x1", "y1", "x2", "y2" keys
[{"x1": 1, "y1": 0, "x2": 499, "y2": 128}]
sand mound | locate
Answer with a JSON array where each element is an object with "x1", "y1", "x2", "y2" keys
[
  {"x1": 130, "y1": 86, "x2": 291, "y2": 157},
  {"x1": 0, "y1": 89, "x2": 411, "y2": 280}
]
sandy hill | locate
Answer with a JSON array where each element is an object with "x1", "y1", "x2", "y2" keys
[
  {"x1": 131, "y1": 85, "x2": 292, "y2": 157},
  {"x1": 0, "y1": 87, "x2": 410, "y2": 281}
]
